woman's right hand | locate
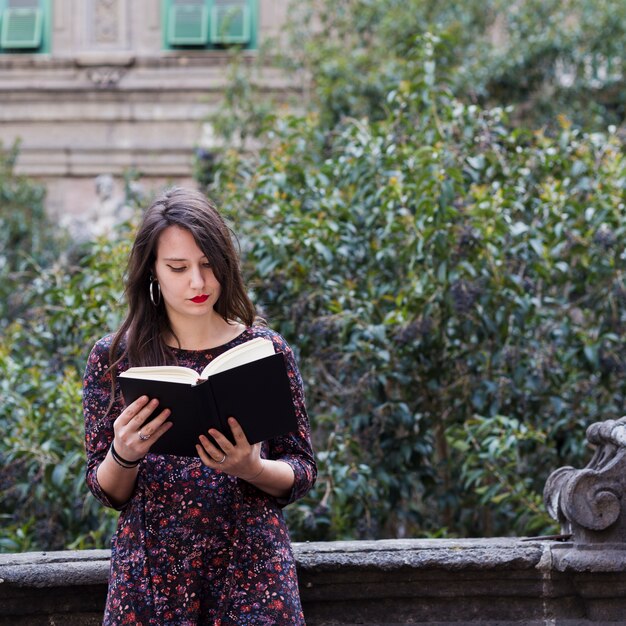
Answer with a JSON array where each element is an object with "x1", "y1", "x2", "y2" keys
[
  {"x1": 97, "y1": 397, "x2": 171, "y2": 507},
  {"x1": 112, "y1": 395, "x2": 172, "y2": 462}
]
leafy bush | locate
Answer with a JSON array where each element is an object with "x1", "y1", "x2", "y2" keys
[
  {"x1": 0, "y1": 231, "x2": 137, "y2": 550},
  {"x1": 0, "y1": 140, "x2": 57, "y2": 325},
  {"x1": 0, "y1": 173, "x2": 135, "y2": 550},
  {"x1": 204, "y1": 57, "x2": 626, "y2": 539},
  {"x1": 281, "y1": 0, "x2": 625, "y2": 131},
  {"x1": 2, "y1": 1, "x2": 626, "y2": 551}
]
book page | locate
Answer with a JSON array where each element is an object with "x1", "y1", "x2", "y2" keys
[
  {"x1": 119, "y1": 365, "x2": 200, "y2": 385},
  {"x1": 200, "y1": 337, "x2": 275, "y2": 379}
]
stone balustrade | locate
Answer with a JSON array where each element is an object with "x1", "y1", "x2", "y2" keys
[
  {"x1": 3, "y1": 418, "x2": 626, "y2": 624},
  {"x1": 2, "y1": 537, "x2": 626, "y2": 625}
]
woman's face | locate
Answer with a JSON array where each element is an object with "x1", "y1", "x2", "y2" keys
[{"x1": 153, "y1": 225, "x2": 222, "y2": 323}]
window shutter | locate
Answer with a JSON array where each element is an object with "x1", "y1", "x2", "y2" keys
[
  {"x1": 0, "y1": 7, "x2": 43, "y2": 49},
  {"x1": 167, "y1": 4, "x2": 209, "y2": 46},
  {"x1": 210, "y1": 2, "x2": 250, "y2": 44}
]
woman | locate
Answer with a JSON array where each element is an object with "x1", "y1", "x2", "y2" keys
[{"x1": 83, "y1": 187, "x2": 317, "y2": 625}]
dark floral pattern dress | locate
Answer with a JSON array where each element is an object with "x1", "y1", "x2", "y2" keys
[{"x1": 83, "y1": 326, "x2": 317, "y2": 626}]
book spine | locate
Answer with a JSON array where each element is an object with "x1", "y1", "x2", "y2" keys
[{"x1": 206, "y1": 380, "x2": 235, "y2": 444}]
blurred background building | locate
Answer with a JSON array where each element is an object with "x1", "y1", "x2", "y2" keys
[{"x1": 0, "y1": 0, "x2": 290, "y2": 218}]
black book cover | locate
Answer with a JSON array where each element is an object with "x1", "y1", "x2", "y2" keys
[{"x1": 119, "y1": 353, "x2": 298, "y2": 457}]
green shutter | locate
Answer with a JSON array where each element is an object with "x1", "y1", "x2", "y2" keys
[
  {"x1": 210, "y1": 2, "x2": 250, "y2": 44},
  {"x1": 0, "y1": 7, "x2": 43, "y2": 49},
  {"x1": 167, "y1": 4, "x2": 209, "y2": 46}
]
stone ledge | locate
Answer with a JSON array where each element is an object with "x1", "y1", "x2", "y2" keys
[
  {"x1": 0, "y1": 538, "x2": 549, "y2": 588},
  {"x1": 296, "y1": 537, "x2": 547, "y2": 570},
  {"x1": 0, "y1": 549, "x2": 110, "y2": 588},
  {"x1": 2, "y1": 539, "x2": 626, "y2": 625}
]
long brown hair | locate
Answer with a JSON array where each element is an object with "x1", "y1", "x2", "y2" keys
[{"x1": 108, "y1": 187, "x2": 256, "y2": 379}]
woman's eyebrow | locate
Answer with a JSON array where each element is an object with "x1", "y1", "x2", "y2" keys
[{"x1": 163, "y1": 256, "x2": 209, "y2": 262}]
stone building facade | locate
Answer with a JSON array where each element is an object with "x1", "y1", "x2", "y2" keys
[{"x1": 0, "y1": 0, "x2": 293, "y2": 219}]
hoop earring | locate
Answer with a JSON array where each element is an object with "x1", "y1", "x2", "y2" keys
[{"x1": 149, "y1": 276, "x2": 161, "y2": 306}]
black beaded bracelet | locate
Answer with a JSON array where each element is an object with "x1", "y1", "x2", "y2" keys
[
  {"x1": 111, "y1": 452, "x2": 135, "y2": 469},
  {"x1": 110, "y1": 441, "x2": 142, "y2": 468}
]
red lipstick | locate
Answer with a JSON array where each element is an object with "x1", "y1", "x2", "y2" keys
[{"x1": 191, "y1": 295, "x2": 209, "y2": 303}]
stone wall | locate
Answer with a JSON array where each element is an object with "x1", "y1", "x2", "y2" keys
[
  {"x1": 2, "y1": 538, "x2": 626, "y2": 625},
  {"x1": 0, "y1": 0, "x2": 297, "y2": 219}
]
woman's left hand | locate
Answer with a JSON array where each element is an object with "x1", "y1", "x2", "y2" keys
[{"x1": 197, "y1": 417, "x2": 264, "y2": 481}]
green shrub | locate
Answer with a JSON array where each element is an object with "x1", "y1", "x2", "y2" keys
[
  {"x1": 2, "y1": 0, "x2": 626, "y2": 550},
  {"x1": 205, "y1": 61, "x2": 626, "y2": 539},
  {"x1": 0, "y1": 140, "x2": 57, "y2": 325},
  {"x1": 0, "y1": 217, "x2": 134, "y2": 551},
  {"x1": 281, "y1": 0, "x2": 625, "y2": 131}
]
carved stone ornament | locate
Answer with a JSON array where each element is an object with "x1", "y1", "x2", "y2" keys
[
  {"x1": 94, "y1": 0, "x2": 120, "y2": 45},
  {"x1": 85, "y1": 65, "x2": 127, "y2": 88},
  {"x1": 544, "y1": 417, "x2": 626, "y2": 543}
]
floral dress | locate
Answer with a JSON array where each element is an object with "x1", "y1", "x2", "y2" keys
[{"x1": 83, "y1": 326, "x2": 317, "y2": 626}]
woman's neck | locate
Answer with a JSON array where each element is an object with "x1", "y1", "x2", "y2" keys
[{"x1": 165, "y1": 315, "x2": 246, "y2": 351}]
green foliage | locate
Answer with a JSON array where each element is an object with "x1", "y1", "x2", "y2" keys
[
  {"x1": 194, "y1": 48, "x2": 279, "y2": 188},
  {"x1": 194, "y1": 0, "x2": 626, "y2": 540},
  {"x1": 449, "y1": 415, "x2": 554, "y2": 535},
  {"x1": 472, "y1": 0, "x2": 626, "y2": 129},
  {"x1": 204, "y1": 53, "x2": 626, "y2": 539},
  {"x1": 281, "y1": 0, "x2": 625, "y2": 131},
  {"x1": 0, "y1": 141, "x2": 47, "y2": 261},
  {"x1": 0, "y1": 234, "x2": 133, "y2": 550},
  {"x1": 2, "y1": 0, "x2": 626, "y2": 551},
  {"x1": 0, "y1": 140, "x2": 57, "y2": 325}
]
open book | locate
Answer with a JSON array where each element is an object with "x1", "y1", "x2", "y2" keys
[{"x1": 119, "y1": 338, "x2": 298, "y2": 457}]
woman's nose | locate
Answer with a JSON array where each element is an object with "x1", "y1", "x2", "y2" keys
[{"x1": 190, "y1": 265, "x2": 205, "y2": 288}]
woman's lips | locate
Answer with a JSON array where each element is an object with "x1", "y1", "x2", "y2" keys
[{"x1": 190, "y1": 295, "x2": 209, "y2": 303}]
